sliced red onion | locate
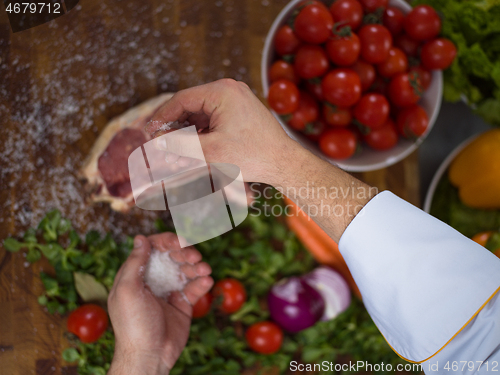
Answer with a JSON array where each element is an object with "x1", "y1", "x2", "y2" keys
[
  {"x1": 268, "y1": 276, "x2": 325, "y2": 332},
  {"x1": 303, "y1": 266, "x2": 351, "y2": 321}
]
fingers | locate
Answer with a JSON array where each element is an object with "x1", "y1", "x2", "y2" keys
[
  {"x1": 169, "y1": 247, "x2": 202, "y2": 264},
  {"x1": 179, "y1": 261, "x2": 212, "y2": 279},
  {"x1": 168, "y1": 275, "x2": 214, "y2": 316},
  {"x1": 183, "y1": 275, "x2": 214, "y2": 305},
  {"x1": 147, "y1": 232, "x2": 181, "y2": 252},
  {"x1": 112, "y1": 235, "x2": 151, "y2": 290},
  {"x1": 145, "y1": 82, "x2": 221, "y2": 134},
  {"x1": 153, "y1": 129, "x2": 207, "y2": 161}
]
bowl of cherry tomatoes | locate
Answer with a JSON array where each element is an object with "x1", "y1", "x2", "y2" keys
[{"x1": 261, "y1": 0, "x2": 454, "y2": 172}]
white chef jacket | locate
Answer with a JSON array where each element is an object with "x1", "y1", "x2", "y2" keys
[{"x1": 338, "y1": 191, "x2": 500, "y2": 374}]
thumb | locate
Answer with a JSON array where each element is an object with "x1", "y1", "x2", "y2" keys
[
  {"x1": 115, "y1": 235, "x2": 151, "y2": 290},
  {"x1": 154, "y1": 127, "x2": 206, "y2": 161}
]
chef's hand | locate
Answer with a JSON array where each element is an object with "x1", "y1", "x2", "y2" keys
[
  {"x1": 145, "y1": 79, "x2": 297, "y2": 186},
  {"x1": 107, "y1": 233, "x2": 213, "y2": 375}
]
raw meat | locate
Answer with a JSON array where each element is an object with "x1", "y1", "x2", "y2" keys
[{"x1": 80, "y1": 93, "x2": 174, "y2": 212}]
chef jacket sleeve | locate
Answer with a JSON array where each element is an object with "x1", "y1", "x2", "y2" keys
[{"x1": 338, "y1": 191, "x2": 500, "y2": 366}]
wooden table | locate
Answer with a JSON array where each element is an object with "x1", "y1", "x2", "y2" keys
[{"x1": 0, "y1": 0, "x2": 420, "y2": 374}]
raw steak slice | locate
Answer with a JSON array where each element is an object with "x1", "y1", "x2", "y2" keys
[{"x1": 80, "y1": 93, "x2": 175, "y2": 212}]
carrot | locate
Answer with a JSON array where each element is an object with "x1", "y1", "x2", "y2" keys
[
  {"x1": 471, "y1": 231, "x2": 494, "y2": 247},
  {"x1": 284, "y1": 197, "x2": 362, "y2": 299}
]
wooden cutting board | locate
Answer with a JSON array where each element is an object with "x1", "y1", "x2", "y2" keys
[{"x1": 0, "y1": 0, "x2": 420, "y2": 374}]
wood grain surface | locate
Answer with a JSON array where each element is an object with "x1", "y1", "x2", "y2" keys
[{"x1": 0, "y1": 0, "x2": 420, "y2": 374}]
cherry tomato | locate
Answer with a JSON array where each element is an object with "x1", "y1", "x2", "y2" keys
[
  {"x1": 329, "y1": 0, "x2": 363, "y2": 31},
  {"x1": 303, "y1": 120, "x2": 326, "y2": 141},
  {"x1": 67, "y1": 304, "x2": 108, "y2": 343},
  {"x1": 323, "y1": 105, "x2": 352, "y2": 127},
  {"x1": 289, "y1": 91, "x2": 320, "y2": 130},
  {"x1": 294, "y1": 1, "x2": 334, "y2": 44},
  {"x1": 322, "y1": 68, "x2": 362, "y2": 107},
  {"x1": 192, "y1": 292, "x2": 213, "y2": 318},
  {"x1": 246, "y1": 321, "x2": 283, "y2": 355},
  {"x1": 388, "y1": 72, "x2": 422, "y2": 107},
  {"x1": 274, "y1": 25, "x2": 301, "y2": 56},
  {"x1": 359, "y1": 0, "x2": 388, "y2": 13},
  {"x1": 269, "y1": 60, "x2": 298, "y2": 84},
  {"x1": 319, "y1": 128, "x2": 358, "y2": 159},
  {"x1": 326, "y1": 29, "x2": 361, "y2": 66},
  {"x1": 358, "y1": 24, "x2": 393, "y2": 64},
  {"x1": 421, "y1": 38, "x2": 457, "y2": 70},
  {"x1": 350, "y1": 60, "x2": 376, "y2": 91},
  {"x1": 405, "y1": 5, "x2": 441, "y2": 42},
  {"x1": 305, "y1": 81, "x2": 323, "y2": 101},
  {"x1": 409, "y1": 65, "x2": 432, "y2": 90},
  {"x1": 213, "y1": 278, "x2": 247, "y2": 314},
  {"x1": 376, "y1": 47, "x2": 408, "y2": 78},
  {"x1": 383, "y1": 7, "x2": 405, "y2": 36},
  {"x1": 394, "y1": 33, "x2": 420, "y2": 57},
  {"x1": 353, "y1": 93, "x2": 390, "y2": 129},
  {"x1": 363, "y1": 118, "x2": 398, "y2": 151},
  {"x1": 268, "y1": 79, "x2": 300, "y2": 115},
  {"x1": 396, "y1": 104, "x2": 429, "y2": 138},
  {"x1": 294, "y1": 44, "x2": 329, "y2": 79}
]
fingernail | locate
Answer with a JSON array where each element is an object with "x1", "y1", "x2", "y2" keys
[{"x1": 134, "y1": 238, "x2": 143, "y2": 248}]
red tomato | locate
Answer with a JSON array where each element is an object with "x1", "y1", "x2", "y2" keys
[
  {"x1": 274, "y1": 25, "x2": 301, "y2": 56},
  {"x1": 421, "y1": 38, "x2": 457, "y2": 70},
  {"x1": 376, "y1": 47, "x2": 408, "y2": 78},
  {"x1": 363, "y1": 118, "x2": 398, "y2": 151},
  {"x1": 323, "y1": 105, "x2": 352, "y2": 127},
  {"x1": 388, "y1": 72, "x2": 422, "y2": 107},
  {"x1": 383, "y1": 7, "x2": 405, "y2": 36},
  {"x1": 350, "y1": 60, "x2": 376, "y2": 91},
  {"x1": 192, "y1": 292, "x2": 213, "y2": 318},
  {"x1": 358, "y1": 24, "x2": 393, "y2": 64},
  {"x1": 305, "y1": 81, "x2": 323, "y2": 101},
  {"x1": 294, "y1": 44, "x2": 329, "y2": 79},
  {"x1": 321, "y1": 69, "x2": 362, "y2": 107},
  {"x1": 359, "y1": 0, "x2": 388, "y2": 13},
  {"x1": 268, "y1": 79, "x2": 300, "y2": 114},
  {"x1": 409, "y1": 65, "x2": 432, "y2": 90},
  {"x1": 353, "y1": 93, "x2": 390, "y2": 129},
  {"x1": 294, "y1": 1, "x2": 334, "y2": 44},
  {"x1": 303, "y1": 120, "x2": 326, "y2": 141},
  {"x1": 212, "y1": 278, "x2": 247, "y2": 314},
  {"x1": 319, "y1": 128, "x2": 358, "y2": 159},
  {"x1": 326, "y1": 30, "x2": 361, "y2": 66},
  {"x1": 67, "y1": 304, "x2": 108, "y2": 343},
  {"x1": 329, "y1": 0, "x2": 363, "y2": 31},
  {"x1": 246, "y1": 321, "x2": 283, "y2": 355},
  {"x1": 395, "y1": 33, "x2": 420, "y2": 57},
  {"x1": 396, "y1": 105, "x2": 429, "y2": 138},
  {"x1": 269, "y1": 60, "x2": 298, "y2": 84},
  {"x1": 289, "y1": 92, "x2": 320, "y2": 130},
  {"x1": 404, "y1": 5, "x2": 441, "y2": 41}
]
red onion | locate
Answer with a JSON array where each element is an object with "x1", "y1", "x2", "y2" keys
[
  {"x1": 267, "y1": 276, "x2": 325, "y2": 332},
  {"x1": 303, "y1": 266, "x2": 351, "y2": 321}
]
